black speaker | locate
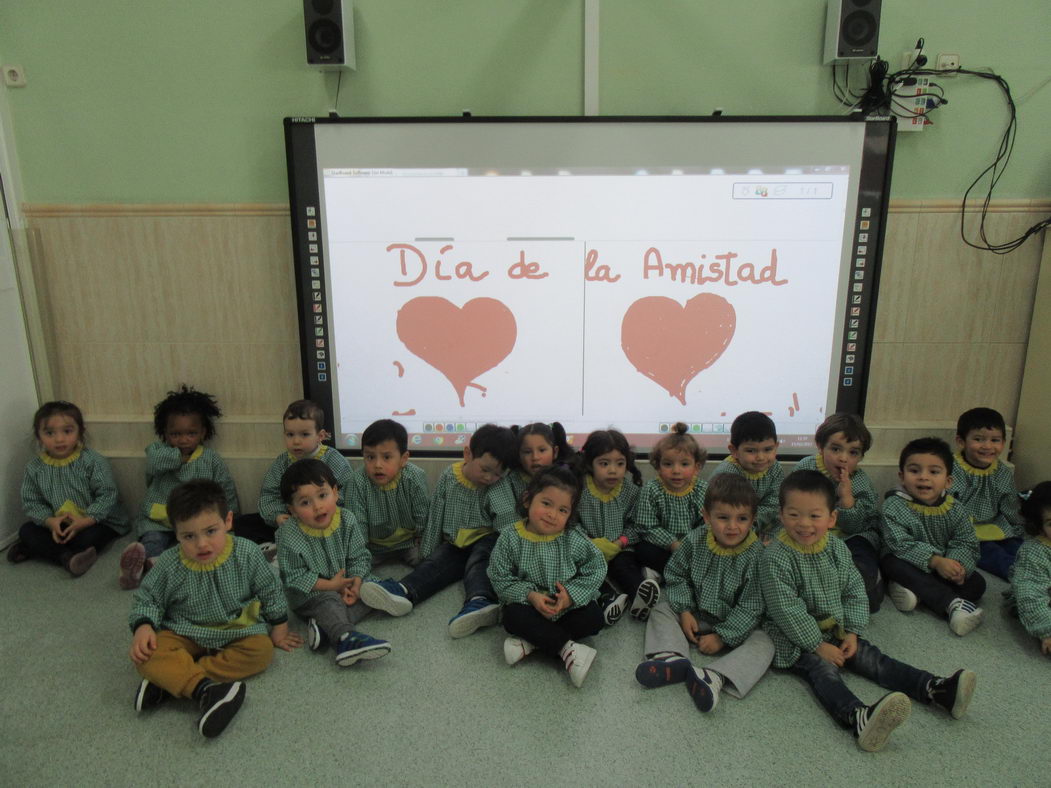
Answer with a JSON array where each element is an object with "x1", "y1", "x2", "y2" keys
[
  {"x1": 304, "y1": 0, "x2": 355, "y2": 70},
  {"x1": 823, "y1": 0, "x2": 881, "y2": 64}
]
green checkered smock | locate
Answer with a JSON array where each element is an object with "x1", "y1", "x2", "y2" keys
[
  {"x1": 486, "y1": 470, "x2": 531, "y2": 533},
  {"x1": 129, "y1": 535, "x2": 288, "y2": 649},
  {"x1": 880, "y1": 492, "x2": 979, "y2": 574},
  {"x1": 419, "y1": 462, "x2": 497, "y2": 558},
  {"x1": 794, "y1": 454, "x2": 880, "y2": 549},
  {"x1": 951, "y1": 453, "x2": 1023, "y2": 540},
  {"x1": 276, "y1": 508, "x2": 374, "y2": 609},
  {"x1": 710, "y1": 458, "x2": 784, "y2": 535},
  {"x1": 664, "y1": 526, "x2": 765, "y2": 648},
  {"x1": 1007, "y1": 536, "x2": 1051, "y2": 640},
  {"x1": 633, "y1": 478, "x2": 707, "y2": 549},
  {"x1": 137, "y1": 443, "x2": 240, "y2": 536},
  {"x1": 573, "y1": 476, "x2": 641, "y2": 558},
  {"x1": 257, "y1": 445, "x2": 353, "y2": 527},
  {"x1": 760, "y1": 531, "x2": 868, "y2": 668},
  {"x1": 347, "y1": 464, "x2": 429, "y2": 554},
  {"x1": 21, "y1": 448, "x2": 129, "y2": 535},
  {"x1": 488, "y1": 520, "x2": 605, "y2": 619}
]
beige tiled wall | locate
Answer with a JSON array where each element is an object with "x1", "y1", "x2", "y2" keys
[{"x1": 19, "y1": 202, "x2": 1047, "y2": 511}]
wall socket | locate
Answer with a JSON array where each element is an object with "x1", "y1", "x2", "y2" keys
[
  {"x1": 2, "y1": 64, "x2": 27, "y2": 88},
  {"x1": 936, "y1": 53, "x2": 961, "y2": 73}
]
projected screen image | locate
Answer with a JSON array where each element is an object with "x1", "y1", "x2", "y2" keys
[{"x1": 284, "y1": 117, "x2": 894, "y2": 455}]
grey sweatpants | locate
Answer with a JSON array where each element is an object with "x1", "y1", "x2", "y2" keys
[
  {"x1": 643, "y1": 598, "x2": 773, "y2": 699},
  {"x1": 295, "y1": 591, "x2": 371, "y2": 642}
]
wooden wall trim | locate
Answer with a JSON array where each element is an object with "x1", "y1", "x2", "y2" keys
[{"x1": 22, "y1": 199, "x2": 1051, "y2": 219}]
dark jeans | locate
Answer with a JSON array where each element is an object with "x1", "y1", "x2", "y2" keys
[
  {"x1": 880, "y1": 554, "x2": 986, "y2": 615},
  {"x1": 18, "y1": 521, "x2": 117, "y2": 565},
  {"x1": 502, "y1": 601, "x2": 604, "y2": 657},
  {"x1": 635, "y1": 541, "x2": 672, "y2": 574},
  {"x1": 232, "y1": 513, "x2": 275, "y2": 545},
  {"x1": 977, "y1": 538, "x2": 1023, "y2": 580},
  {"x1": 399, "y1": 533, "x2": 499, "y2": 605},
  {"x1": 791, "y1": 637, "x2": 934, "y2": 727},
  {"x1": 845, "y1": 536, "x2": 884, "y2": 612},
  {"x1": 605, "y1": 549, "x2": 645, "y2": 597}
]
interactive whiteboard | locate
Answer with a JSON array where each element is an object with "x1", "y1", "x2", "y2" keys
[{"x1": 284, "y1": 117, "x2": 895, "y2": 455}]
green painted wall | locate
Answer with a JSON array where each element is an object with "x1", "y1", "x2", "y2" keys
[{"x1": 1, "y1": 0, "x2": 1048, "y2": 203}]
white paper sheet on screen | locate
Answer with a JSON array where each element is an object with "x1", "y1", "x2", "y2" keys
[{"x1": 321, "y1": 169, "x2": 849, "y2": 445}]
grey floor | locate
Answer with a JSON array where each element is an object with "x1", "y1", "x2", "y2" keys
[{"x1": 1, "y1": 537, "x2": 1048, "y2": 787}]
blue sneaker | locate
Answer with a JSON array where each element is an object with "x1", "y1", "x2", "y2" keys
[
  {"x1": 335, "y1": 631, "x2": 391, "y2": 667},
  {"x1": 359, "y1": 579, "x2": 413, "y2": 617},
  {"x1": 448, "y1": 596, "x2": 500, "y2": 638},
  {"x1": 635, "y1": 656, "x2": 691, "y2": 688}
]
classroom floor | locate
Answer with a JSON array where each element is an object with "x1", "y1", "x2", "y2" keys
[{"x1": 1, "y1": 537, "x2": 1047, "y2": 787}]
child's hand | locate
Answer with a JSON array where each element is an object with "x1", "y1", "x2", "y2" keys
[
  {"x1": 551, "y1": 582, "x2": 572, "y2": 616},
  {"x1": 678, "y1": 610, "x2": 701, "y2": 645},
  {"x1": 270, "y1": 622, "x2": 303, "y2": 652},
  {"x1": 1042, "y1": 637, "x2": 1051, "y2": 656},
  {"x1": 275, "y1": 513, "x2": 291, "y2": 526},
  {"x1": 341, "y1": 576, "x2": 362, "y2": 605},
  {"x1": 669, "y1": 540, "x2": 681, "y2": 552},
  {"x1": 697, "y1": 633, "x2": 724, "y2": 655},
  {"x1": 320, "y1": 569, "x2": 356, "y2": 593},
  {"x1": 815, "y1": 641, "x2": 845, "y2": 667},
  {"x1": 46, "y1": 516, "x2": 71, "y2": 543},
  {"x1": 129, "y1": 624, "x2": 157, "y2": 664},
  {"x1": 836, "y1": 472, "x2": 855, "y2": 509},
  {"x1": 527, "y1": 590, "x2": 558, "y2": 619},
  {"x1": 839, "y1": 632, "x2": 858, "y2": 660},
  {"x1": 66, "y1": 514, "x2": 96, "y2": 534},
  {"x1": 931, "y1": 556, "x2": 965, "y2": 584}
]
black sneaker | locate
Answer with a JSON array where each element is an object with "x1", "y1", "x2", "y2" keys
[
  {"x1": 853, "y1": 692, "x2": 911, "y2": 752},
  {"x1": 197, "y1": 681, "x2": 246, "y2": 738},
  {"x1": 134, "y1": 679, "x2": 169, "y2": 713},
  {"x1": 6, "y1": 542, "x2": 30, "y2": 564},
  {"x1": 929, "y1": 669, "x2": 977, "y2": 719},
  {"x1": 601, "y1": 593, "x2": 629, "y2": 626}
]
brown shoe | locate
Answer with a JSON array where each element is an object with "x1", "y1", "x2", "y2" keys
[
  {"x1": 6, "y1": 542, "x2": 31, "y2": 564},
  {"x1": 66, "y1": 546, "x2": 98, "y2": 577}
]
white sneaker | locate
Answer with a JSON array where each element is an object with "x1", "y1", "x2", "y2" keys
[
  {"x1": 887, "y1": 582, "x2": 917, "y2": 612},
  {"x1": 630, "y1": 578, "x2": 661, "y2": 621},
  {"x1": 560, "y1": 641, "x2": 597, "y2": 688},
  {"x1": 503, "y1": 637, "x2": 536, "y2": 666},
  {"x1": 947, "y1": 598, "x2": 983, "y2": 636}
]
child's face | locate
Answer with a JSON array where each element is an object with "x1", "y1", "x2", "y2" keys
[
  {"x1": 820, "y1": 432, "x2": 865, "y2": 478},
  {"x1": 899, "y1": 452, "x2": 952, "y2": 505},
  {"x1": 1041, "y1": 508, "x2": 1051, "y2": 541},
  {"x1": 38, "y1": 414, "x2": 81, "y2": 460},
  {"x1": 703, "y1": 501, "x2": 754, "y2": 549},
  {"x1": 288, "y1": 481, "x2": 339, "y2": 530},
  {"x1": 165, "y1": 413, "x2": 205, "y2": 457},
  {"x1": 519, "y1": 434, "x2": 557, "y2": 476},
  {"x1": 591, "y1": 449, "x2": 627, "y2": 493},
  {"x1": 780, "y1": 489, "x2": 837, "y2": 547},
  {"x1": 363, "y1": 439, "x2": 409, "y2": 486},
  {"x1": 175, "y1": 507, "x2": 232, "y2": 564},
  {"x1": 957, "y1": 427, "x2": 1004, "y2": 469},
  {"x1": 284, "y1": 417, "x2": 325, "y2": 459},
  {"x1": 461, "y1": 448, "x2": 504, "y2": 487},
  {"x1": 525, "y1": 484, "x2": 573, "y2": 537},
  {"x1": 730, "y1": 438, "x2": 778, "y2": 474},
  {"x1": 657, "y1": 448, "x2": 699, "y2": 492}
]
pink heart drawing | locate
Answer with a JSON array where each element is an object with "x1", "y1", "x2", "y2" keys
[
  {"x1": 621, "y1": 293, "x2": 736, "y2": 405},
  {"x1": 397, "y1": 297, "x2": 517, "y2": 406}
]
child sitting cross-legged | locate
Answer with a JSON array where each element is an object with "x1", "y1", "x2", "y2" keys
[
  {"x1": 128, "y1": 480, "x2": 301, "y2": 739},
  {"x1": 1007, "y1": 482, "x2": 1051, "y2": 656},
  {"x1": 635, "y1": 473, "x2": 774, "y2": 713},
  {"x1": 880, "y1": 437, "x2": 986, "y2": 636},
  {"x1": 760, "y1": 470, "x2": 976, "y2": 753},
  {"x1": 487, "y1": 465, "x2": 609, "y2": 687},
  {"x1": 276, "y1": 459, "x2": 392, "y2": 667}
]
